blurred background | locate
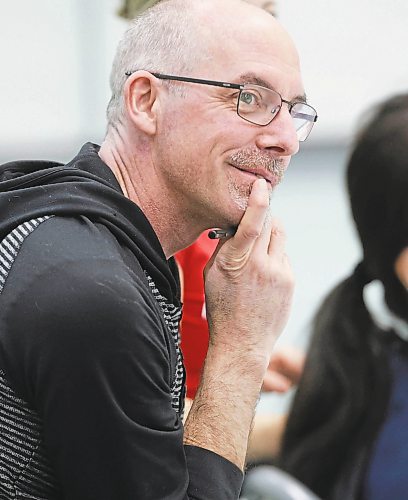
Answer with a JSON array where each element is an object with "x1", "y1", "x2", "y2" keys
[{"x1": 1, "y1": 0, "x2": 407, "y2": 410}]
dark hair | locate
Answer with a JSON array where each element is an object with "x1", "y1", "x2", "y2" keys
[
  {"x1": 348, "y1": 94, "x2": 408, "y2": 319},
  {"x1": 278, "y1": 94, "x2": 408, "y2": 499}
]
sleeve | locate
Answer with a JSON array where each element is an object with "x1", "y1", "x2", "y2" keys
[{"x1": 3, "y1": 223, "x2": 243, "y2": 499}]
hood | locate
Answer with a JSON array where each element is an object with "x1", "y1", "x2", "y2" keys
[{"x1": 0, "y1": 142, "x2": 180, "y2": 303}]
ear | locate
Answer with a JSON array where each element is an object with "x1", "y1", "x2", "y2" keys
[{"x1": 123, "y1": 71, "x2": 159, "y2": 135}]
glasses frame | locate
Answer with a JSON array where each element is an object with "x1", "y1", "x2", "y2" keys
[{"x1": 124, "y1": 71, "x2": 318, "y2": 141}]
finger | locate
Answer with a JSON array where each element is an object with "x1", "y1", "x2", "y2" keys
[
  {"x1": 231, "y1": 178, "x2": 270, "y2": 255},
  {"x1": 267, "y1": 217, "x2": 287, "y2": 257},
  {"x1": 262, "y1": 371, "x2": 293, "y2": 393},
  {"x1": 268, "y1": 348, "x2": 306, "y2": 384},
  {"x1": 251, "y1": 214, "x2": 279, "y2": 256}
]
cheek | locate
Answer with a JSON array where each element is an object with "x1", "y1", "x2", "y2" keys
[
  {"x1": 159, "y1": 104, "x2": 256, "y2": 180},
  {"x1": 161, "y1": 102, "x2": 209, "y2": 149}
]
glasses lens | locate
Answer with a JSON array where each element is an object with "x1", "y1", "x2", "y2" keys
[
  {"x1": 290, "y1": 102, "x2": 317, "y2": 142},
  {"x1": 237, "y1": 85, "x2": 281, "y2": 126}
]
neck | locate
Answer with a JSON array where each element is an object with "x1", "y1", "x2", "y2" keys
[{"x1": 99, "y1": 126, "x2": 205, "y2": 257}]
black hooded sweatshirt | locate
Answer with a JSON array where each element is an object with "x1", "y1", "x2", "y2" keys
[{"x1": 0, "y1": 143, "x2": 242, "y2": 499}]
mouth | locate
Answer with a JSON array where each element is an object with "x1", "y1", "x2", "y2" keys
[{"x1": 228, "y1": 163, "x2": 281, "y2": 188}]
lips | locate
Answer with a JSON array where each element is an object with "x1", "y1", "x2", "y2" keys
[
  {"x1": 229, "y1": 163, "x2": 281, "y2": 186},
  {"x1": 227, "y1": 148, "x2": 287, "y2": 188}
]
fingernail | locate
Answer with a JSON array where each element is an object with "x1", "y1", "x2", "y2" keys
[{"x1": 253, "y1": 178, "x2": 267, "y2": 192}]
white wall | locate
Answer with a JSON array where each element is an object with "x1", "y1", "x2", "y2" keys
[
  {"x1": 281, "y1": 0, "x2": 408, "y2": 143},
  {"x1": 0, "y1": 0, "x2": 127, "y2": 161}
]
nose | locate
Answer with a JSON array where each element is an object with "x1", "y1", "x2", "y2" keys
[{"x1": 254, "y1": 107, "x2": 300, "y2": 157}]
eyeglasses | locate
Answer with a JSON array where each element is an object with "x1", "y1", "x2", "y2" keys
[{"x1": 124, "y1": 71, "x2": 318, "y2": 142}]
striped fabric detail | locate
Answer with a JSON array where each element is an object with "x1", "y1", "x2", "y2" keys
[
  {"x1": 0, "y1": 216, "x2": 61, "y2": 499},
  {"x1": 0, "y1": 216, "x2": 184, "y2": 498},
  {"x1": 145, "y1": 273, "x2": 185, "y2": 416},
  {"x1": 0, "y1": 216, "x2": 51, "y2": 293},
  {"x1": 0, "y1": 371, "x2": 60, "y2": 499}
]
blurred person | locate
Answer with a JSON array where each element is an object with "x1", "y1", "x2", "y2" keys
[
  {"x1": 277, "y1": 94, "x2": 408, "y2": 500},
  {"x1": 118, "y1": 0, "x2": 277, "y2": 19},
  {"x1": 246, "y1": 0, "x2": 277, "y2": 15},
  {"x1": 176, "y1": 231, "x2": 217, "y2": 399},
  {"x1": 118, "y1": 0, "x2": 159, "y2": 18},
  {"x1": 0, "y1": 1, "x2": 318, "y2": 499}
]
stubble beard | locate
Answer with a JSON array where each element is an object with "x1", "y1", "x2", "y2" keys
[
  {"x1": 227, "y1": 147, "x2": 286, "y2": 214},
  {"x1": 228, "y1": 179, "x2": 274, "y2": 215}
]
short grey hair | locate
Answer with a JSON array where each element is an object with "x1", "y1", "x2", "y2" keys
[{"x1": 107, "y1": 0, "x2": 210, "y2": 127}]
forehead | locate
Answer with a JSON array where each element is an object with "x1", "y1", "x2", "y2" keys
[
  {"x1": 191, "y1": 3, "x2": 303, "y2": 96},
  {"x1": 207, "y1": 31, "x2": 303, "y2": 98}
]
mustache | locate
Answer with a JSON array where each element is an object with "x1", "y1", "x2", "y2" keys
[{"x1": 228, "y1": 148, "x2": 286, "y2": 180}]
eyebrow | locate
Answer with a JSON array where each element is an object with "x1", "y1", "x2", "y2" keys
[{"x1": 237, "y1": 72, "x2": 308, "y2": 103}]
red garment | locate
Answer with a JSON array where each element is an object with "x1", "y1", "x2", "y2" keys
[{"x1": 176, "y1": 232, "x2": 218, "y2": 398}]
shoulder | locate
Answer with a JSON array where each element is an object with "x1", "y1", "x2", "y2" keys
[
  {"x1": 14, "y1": 215, "x2": 127, "y2": 263},
  {"x1": 5, "y1": 214, "x2": 146, "y2": 280},
  {"x1": 1, "y1": 214, "x2": 168, "y2": 358},
  {"x1": 0, "y1": 216, "x2": 174, "y2": 402}
]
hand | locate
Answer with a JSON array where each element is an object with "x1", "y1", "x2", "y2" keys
[
  {"x1": 184, "y1": 179, "x2": 294, "y2": 470},
  {"x1": 204, "y1": 179, "x2": 294, "y2": 365},
  {"x1": 262, "y1": 347, "x2": 305, "y2": 393}
]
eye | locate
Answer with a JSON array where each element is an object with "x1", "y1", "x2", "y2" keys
[{"x1": 239, "y1": 91, "x2": 259, "y2": 106}]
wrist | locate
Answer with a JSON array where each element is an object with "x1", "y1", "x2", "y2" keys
[
  {"x1": 205, "y1": 337, "x2": 271, "y2": 380},
  {"x1": 183, "y1": 346, "x2": 267, "y2": 470}
]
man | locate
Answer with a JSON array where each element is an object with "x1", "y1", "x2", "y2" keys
[{"x1": 0, "y1": 0, "x2": 317, "y2": 498}]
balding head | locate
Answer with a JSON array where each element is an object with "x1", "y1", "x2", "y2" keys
[
  {"x1": 192, "y1": 0, "x2": 299, "y2": 73},
  {"x1": 101, "y1": 0, "x2": 311, "y2": 248},
  {"x1": 107, "y1": 0, "x2": 299, "y2": 126}
]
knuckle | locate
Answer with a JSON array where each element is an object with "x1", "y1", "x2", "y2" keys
[
  {"x1": 267, "y1": 216, "x2": 285, "y2": 235},
  {"x1": 271, "y1": 224, "x2": 286, "y2": 239},
  {"x1": 266, "y1": 264, "x2": 294, "y2": 290},
  {"x1": 240, "y1": 226, "x2": 262, "y2": 241}
]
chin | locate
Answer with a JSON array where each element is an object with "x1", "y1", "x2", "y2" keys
[
  {"x1": 228, "y1": 181, "x2": 251, "y2": 212},
  {"x1": 213, "y1": 178, "x2": 273, "y2": 227},
  {"x1": 209, "y1": 203, "x2": 244, "y2": 231},
  {"x1": 228, "y1": 181, "x2": 273, "y2": 209},
  {"x1": 222, "y1": 198, "x2": 248, "y2": 229}
]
